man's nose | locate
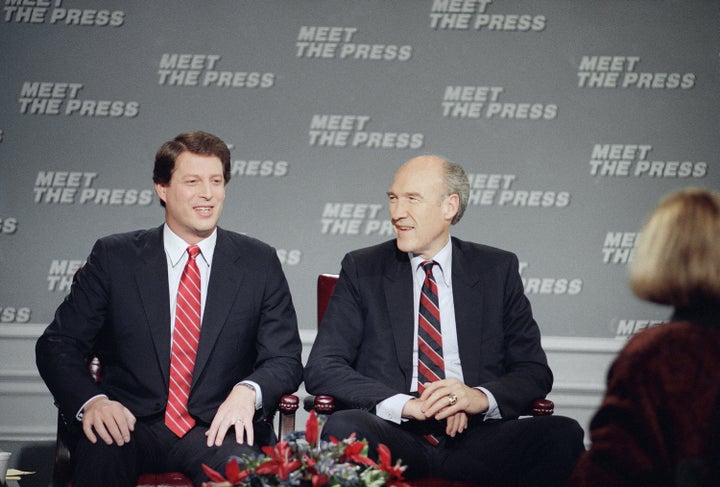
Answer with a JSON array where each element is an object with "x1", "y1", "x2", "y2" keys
[
  {"x1": 390, "y1": 200, "x2": 408, "y2": 219},
  {"x1": 198, "y1": 181, "x2": 213, "y2": 199}
]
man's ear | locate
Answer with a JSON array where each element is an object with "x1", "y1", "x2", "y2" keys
[
  {"x1": 444, "y1": 193, "x2": 460, "y2": 221},
  {"x1": 155, "y1": 183, "x2": 168, "y2": 204}
]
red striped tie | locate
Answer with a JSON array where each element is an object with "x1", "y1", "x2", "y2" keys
[
  {"x1": 418, "y1": 260, "x2": 444, "y2": 446},
  {"x1": 418, "y1": 260, "x2": 444, "y2": 391},
  {"x1": 165, "y1": 245, "x2": 202, "y2": 437}
]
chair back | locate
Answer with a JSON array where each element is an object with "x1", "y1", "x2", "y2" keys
[{"x1": 317, "y1": 274, "x2": 339, "y2": 326}]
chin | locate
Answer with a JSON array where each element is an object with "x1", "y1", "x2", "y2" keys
[
  {"x1": 194, "y1": 226, "x2": 217, "y2": 237},
  {"x1": 395, "y1": 240, "x2": 415, "y2": 254}
]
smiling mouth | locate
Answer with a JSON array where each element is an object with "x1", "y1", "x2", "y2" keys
[{"x1": 194, "y1": 206, "x2": 213, "y2": 214}]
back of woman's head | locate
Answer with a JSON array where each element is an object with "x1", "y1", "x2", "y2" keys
[{"x1": 630, "y1": 188, "x2": 720, "y2": 307}]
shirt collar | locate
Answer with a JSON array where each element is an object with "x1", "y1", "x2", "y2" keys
[
  {"x1": 163, "y1": 224, "x2": 216, "y2": 269},
  {"x1": 409, "y1": 238, "x2": 452, "y2": 287}
]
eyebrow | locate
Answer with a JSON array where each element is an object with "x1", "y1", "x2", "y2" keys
[{"x1": 181, "y1": 173, "x2": 224, "y2": 178}]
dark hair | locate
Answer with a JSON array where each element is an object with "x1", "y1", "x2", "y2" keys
[{"x1": 153, "y1": 130, "x2": 231, "y2": 188}]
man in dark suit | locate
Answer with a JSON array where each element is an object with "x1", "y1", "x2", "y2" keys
[
  {"x1": 36, "y1": 130, "x2": 303, "y2": 486},
  {"x1": 304, "y1": 155, "x2": 583, "y2": 486}
]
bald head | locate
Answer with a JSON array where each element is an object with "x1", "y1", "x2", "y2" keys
[
  {"x1": 387, "y1": 155, "x2": 469, "y2": 258},
  {"x1": 394, "y1": 155, "x2": 469, "y2": 225}
]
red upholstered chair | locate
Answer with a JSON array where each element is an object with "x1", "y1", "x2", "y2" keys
[
  {"x1": 309, "y1": 273, "x2": 555, "y2": 487},
  {"x1": 52, "y1": 356, "x2": 300, "y2": 487}
]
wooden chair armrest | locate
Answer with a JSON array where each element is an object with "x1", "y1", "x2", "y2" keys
[
  {"x1": 304, "y1": 395, "x2": 551, "y2": 417},
  {"x1": 278, "y1": 394, "x2": 299, "y2": 439},
  {"x1": 303, "y1": 394, "x2": 336, "y2": 415},
  {"x1": 530, "y1": 398, "x2": 554, "y2": 416}
]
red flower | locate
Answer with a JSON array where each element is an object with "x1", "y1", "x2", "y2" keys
[
  {"x1": 376, "y1": 443, "x2": 410, "y2": 487},
  {"x1": 305, "y1": 409, "x2": 319, "y2": 446},
  {"x1": 341, "y1": 440, "x2": 373, "y2": 465},
  {"x1": 201, "y1": 458, "x2": 250, "y2": 485},
  {"x1": 303, "y1": 453, "x2": 317, "y2": 469},
  {"x1": 225, "y1": 458, "x2": 251, "y2": 484},
  {"x1": 312, "y1": 473, "x2": 330, "y2": 487},
  {"x1": 300, "y1": 453, "x2": 330, "y2": 487},
  {"x1": 201, "y1": 463, "x2": 227, "y2": 484},
  {"x1": 255, "y1": 441, "x2": 302, "y2": 480}
]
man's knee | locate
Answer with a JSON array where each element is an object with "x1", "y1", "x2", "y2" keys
[
  {"x1": 530, "y1": 415, "x2": 585, "y2": 474},
  {"x1": 321, "y1": 410, "x2": 375, "y2": 442},
  {"x1": 73, "y1": 438, "x2": 137, "y2": 486},
  {"x1": 545, "y1": 416, "x2": 585, "y2": 451},
  {"x1": 75, "y1": 436, "x2": 133, "y2": 463}
]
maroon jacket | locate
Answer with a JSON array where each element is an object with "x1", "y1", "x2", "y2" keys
[{"x1": 570, "y1": 303, "x2": 720, "y2": 487}]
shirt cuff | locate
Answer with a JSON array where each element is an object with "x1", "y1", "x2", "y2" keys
[
  {"x1": 375, "y1": 393, "x2": 414, "y2": 424},
  {"x1": 239, "y1": 381, "x2": 263, "y2": 410},
  {"x1": 76, "y1": 394, "x2": 108, "y2": 421},
  {"x1": 478, "y1": 387, "x2": 501, "y2": 420}
]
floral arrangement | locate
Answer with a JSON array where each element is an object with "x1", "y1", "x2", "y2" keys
[{"x1": 201, "y1": 410, "x2": 410, "y2": 487}]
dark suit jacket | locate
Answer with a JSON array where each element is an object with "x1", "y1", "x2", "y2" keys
[
  {"x1": 36, "y1": 225, "x2": 303, "y2": 427},
  {"x1": 304, "y1": 237, "x2": 552, "y2": 419}
]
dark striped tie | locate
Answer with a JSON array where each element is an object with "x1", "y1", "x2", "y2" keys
[
  {"x1": 418, "y1": 260, "x2": 444, "y2": 446},
  {"x1": 418, "y1": 260, "x2": 444, "y2": 389}
]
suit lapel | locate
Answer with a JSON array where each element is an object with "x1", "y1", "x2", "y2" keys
[
  {"x1": 384, "y1": 248, "x2": 415, "y2": 390},
  {"x1": 136, "y1": 226, "x2": 172, "y2": 383},
  {"x1": 451, "y1": 238, "x2": 484, "y2": 384}
]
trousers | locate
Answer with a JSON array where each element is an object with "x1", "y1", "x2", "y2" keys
[
  {"x1": 71, "y1": 415, "x2": 275, "y2": 486},
  {"x1": 323, "y1": 409, "x2": 584, "y2": 487}
]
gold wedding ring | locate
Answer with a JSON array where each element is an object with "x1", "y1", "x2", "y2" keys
[{"x1": 448, "y1": 393, "x2": 458, "y2": 406}]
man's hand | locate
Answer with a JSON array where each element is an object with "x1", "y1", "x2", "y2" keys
[
  {"x1": 444, "y1": 411, "x2": 468, "y2": 437},
  {"x1": 403, "y1": 384, "x2": 471, "y2": 436},
  {"x1": 206, "y1": 384, "x2": 256, "y2": 447},
  {"x1": 419, "y1": 378, "x2": 489, "y2": 420},
  {"x1": 82, "y1": 397, "x2": 136, "y2": 446},
  {"x1": 401, "y1": 397, "x2": 428, "y2": 421}
]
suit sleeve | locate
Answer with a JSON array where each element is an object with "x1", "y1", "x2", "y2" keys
[
  {"x1": 476, "y1": 253, "x2": 553, "y2": 418},
  {"x1": 242, "y1": 249, "x2": 304, "y2": 416},
  {"x1": 36, "y1": 238, "x2": 111, "y2": 423},
  {"x1": 304, "y1": 253, "x2": 400, "y2": 410}
]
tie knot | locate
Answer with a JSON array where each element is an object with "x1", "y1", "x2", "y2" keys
[
  {"x1": 187, "y1": 245, "x2": 201, "y2": 260},
  {"x1": 421, "y1": 260, "x2": 436, "y2": 275}
]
